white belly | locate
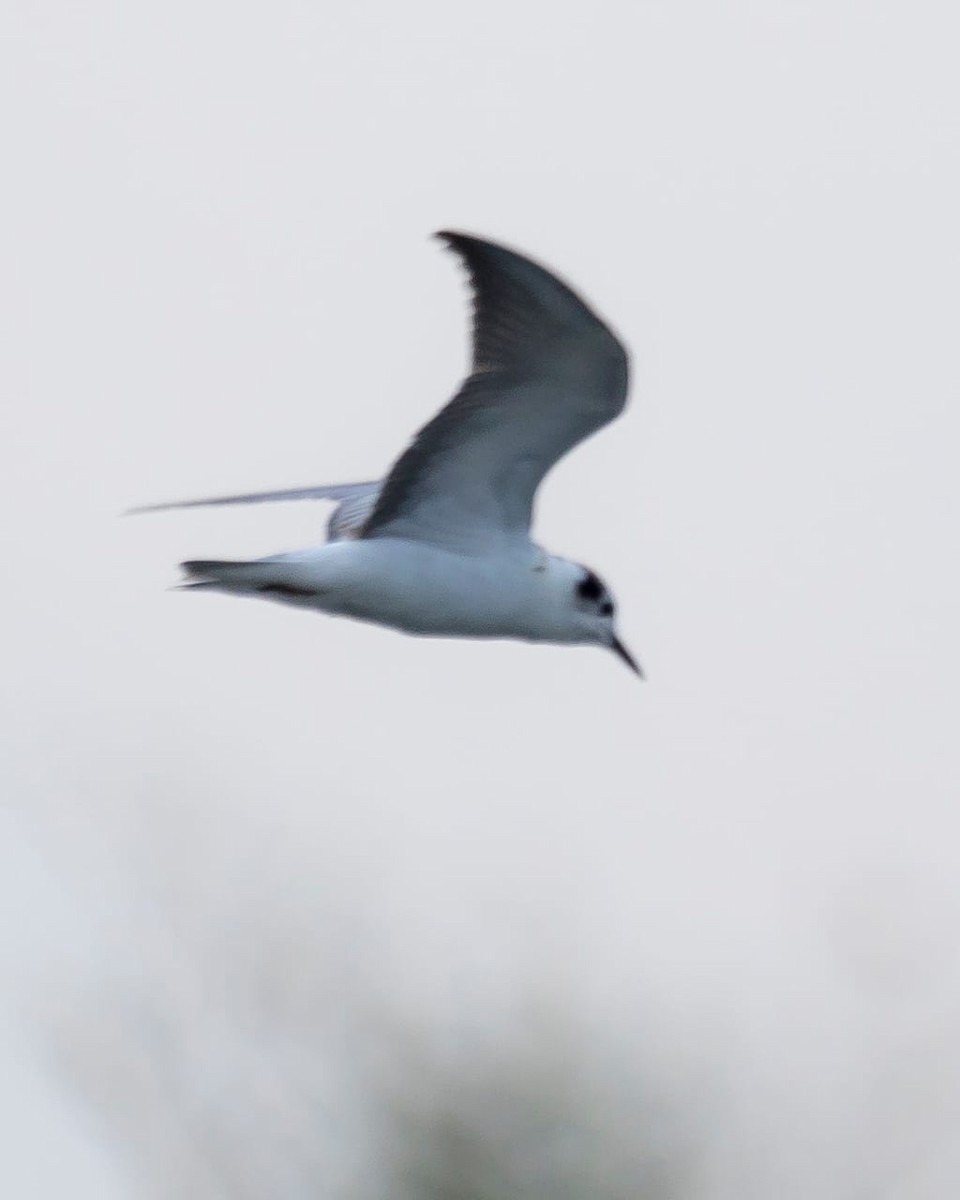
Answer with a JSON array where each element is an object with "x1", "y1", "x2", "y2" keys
[{"x1": 272, "y1": 537, "x2": 553, "y2": 640}]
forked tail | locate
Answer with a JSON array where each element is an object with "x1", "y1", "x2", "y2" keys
[{"x1": 179, "y1": 560, "x2": 320, "y2": 601}]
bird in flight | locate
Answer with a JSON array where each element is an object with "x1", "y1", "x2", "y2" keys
[{"x1": 133, "y1": 232, "x2": 641, "y2": 675}]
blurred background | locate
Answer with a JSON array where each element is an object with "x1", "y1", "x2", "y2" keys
[{"x1": 2, "y1": 2, "x2": 959, "y2": 1195}]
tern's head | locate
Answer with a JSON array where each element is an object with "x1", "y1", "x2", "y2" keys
[{"x1": 554, "y1": 562, "x2": 642, "y2": 677}]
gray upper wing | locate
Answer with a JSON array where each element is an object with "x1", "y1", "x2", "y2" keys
[
  {"x1": 128, "y1": 481, "x2": 381, "y2": 541},
  {"x1": 361, "y1": 232, "x2": 629, "y2": 551}
]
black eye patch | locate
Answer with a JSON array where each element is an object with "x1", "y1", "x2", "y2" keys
[{"x1": 576, "y1": 570, "x2": 605, "y2": 601}]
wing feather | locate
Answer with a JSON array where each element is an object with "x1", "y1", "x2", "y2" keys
[
  {"x1": 128, "y1": 481, "x2": 381, "y2": 542},
  {"x1": 362, "y1": 233, "x2": 628, "y2": 550}
]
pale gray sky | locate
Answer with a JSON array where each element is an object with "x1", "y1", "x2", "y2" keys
[{"x1": 2, "y1": 1, "x2": 959, "y2": 1196}]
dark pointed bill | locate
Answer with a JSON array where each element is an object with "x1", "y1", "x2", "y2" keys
[{"x1": 611, "y1": 637, "x2": 644, "y2": 678}]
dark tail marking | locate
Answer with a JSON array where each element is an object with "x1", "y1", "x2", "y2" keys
[{"x1": 257, "y1": 583, "x2": 318, "y2": 600}]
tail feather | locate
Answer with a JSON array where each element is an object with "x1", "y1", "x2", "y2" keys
[
  {"x1": 179, "y1": 559, "x2": 324, "y2": 602},
  {"x1": 181, "y1": 559, "x2": 270, "y2": 583},
  {"x1": 180, "y1": 558, "x2": 288, "y2": 591},
  {"x1": 175, "y1": 580, "x2": 227, "y2": 593}
]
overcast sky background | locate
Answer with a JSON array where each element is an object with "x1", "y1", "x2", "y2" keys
[{"x1": 2, "y1": 2, "x2": 960, "y2": 1196}]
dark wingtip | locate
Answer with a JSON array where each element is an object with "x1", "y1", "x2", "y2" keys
[
  {"x1": 433, "y1": 229, "x2": 520, "y2": 259},
  {"x1": 434, "y1": 228, "x2": 467, "y2": 244},
  {"x1": 432, "y1": 229, "x2": 488, "y2": 260}
]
